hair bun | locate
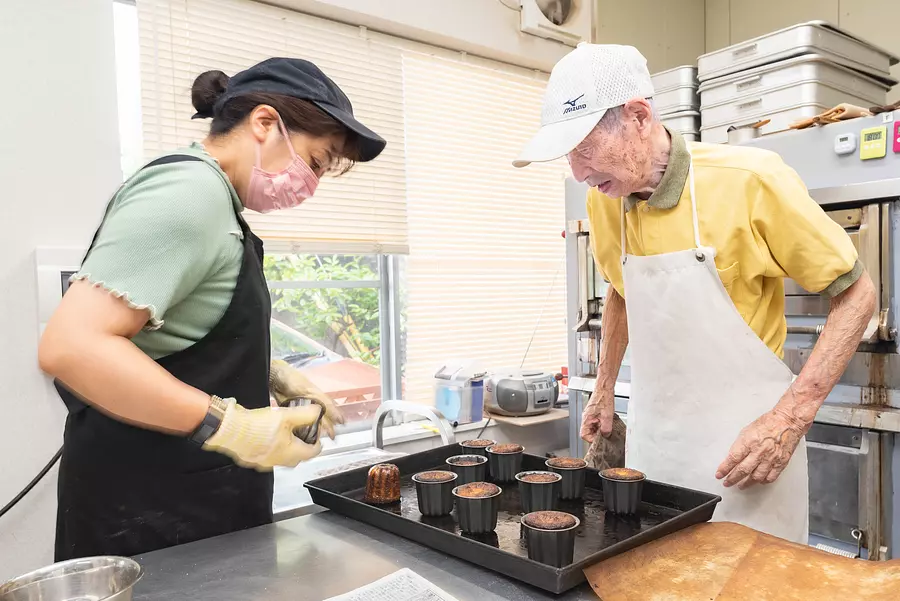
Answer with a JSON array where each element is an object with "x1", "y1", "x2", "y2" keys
[{"x1": 191, "y1": 70, "x2": 230, "y2": 119}]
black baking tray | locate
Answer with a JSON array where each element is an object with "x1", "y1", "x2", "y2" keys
[{"x1": 305, "y1": 444, "x2": 721, "y2": 594}]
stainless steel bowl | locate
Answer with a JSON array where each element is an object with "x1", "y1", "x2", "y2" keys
[{"x1": 0, "y1": 556, "x2": 142, "y2": 601}]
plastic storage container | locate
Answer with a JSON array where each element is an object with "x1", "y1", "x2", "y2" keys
[
  {"x1": 698, "y1": 54, "x2": 893, "y2": 108},
  {"x1": 697, "y1": 21, "x2": 898, "y2": 84},
  {"x1": 434, "y1": 362, "x2": 486, "y2": 425},
  {"x1": 652, "y1": 66, "x2": 699, "y2": 115}
]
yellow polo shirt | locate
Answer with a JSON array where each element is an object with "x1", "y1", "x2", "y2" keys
[{"x1": 586, "y1": 129, "x2": 861, "y2": 358}]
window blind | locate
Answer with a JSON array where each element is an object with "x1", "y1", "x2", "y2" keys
[
  {"x1": 137, "y1": 0, "x2": 408, "y2": 254},
  {"x1": 401, "y1": 52, "x2": 570, "y2": 405}
]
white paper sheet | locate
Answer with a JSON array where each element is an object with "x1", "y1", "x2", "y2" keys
[{"x1": 323, "y1": 568, "x2": 460, "y2": 601}]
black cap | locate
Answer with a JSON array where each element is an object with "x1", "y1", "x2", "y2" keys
[{"x1": 198, "y1": 57, "x2": 386, "y2": 162}]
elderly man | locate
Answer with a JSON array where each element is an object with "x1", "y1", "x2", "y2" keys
[{"x1": 514, "y1": 44, "x2": 876, "y2": 543}]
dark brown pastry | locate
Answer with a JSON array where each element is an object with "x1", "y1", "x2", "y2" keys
[
  {"x1": 523, "y1": 510, "x2": 578, "y2": 530},
  {"x1": 518, "y1": 472, "x2": 561, "y2": 483},
  {"x1": 448, "y1": 458, "x2": 482, "y2": 466},
  {"x1": 546, "y1": 457, "x2": 587, "y2": 469},
  {"x1": 600, "y1": 467, "x2": 645, "y2": 482},
  {"x1": 414, "y1": 470, "x2": 456, "y2": 483},
  {"x1": 461, "y1": 439, "x2": 495, "y2": 448},
  {"x1": 365, "y1": 463, "x2": 401, "y2": 504},
  {"x1": 455, "y1": 482, "x2": 501, "y2": 498},
  {"x1": 487, "y1": 443, "x2": 524, "y2": 454}
]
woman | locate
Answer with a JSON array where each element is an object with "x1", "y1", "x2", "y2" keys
[{"x1": 39, "y1": 57, "x2": 386, "y2": 560}]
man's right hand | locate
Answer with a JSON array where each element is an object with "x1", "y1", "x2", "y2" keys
[
  {"x1": 202, "y1": 399, "x2": 326, "y2": 471},
  {"x1": 581, "y1": 386, "x2": 615, "y2": 443}
]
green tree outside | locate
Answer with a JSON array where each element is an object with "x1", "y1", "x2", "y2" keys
[{"x1": 264, "y1": 255, "x2": 381, "y2": 366}]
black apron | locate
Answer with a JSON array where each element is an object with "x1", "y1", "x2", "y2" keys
[{"x1": 54, "y1": 155, "x2": 274, "y2": 561}]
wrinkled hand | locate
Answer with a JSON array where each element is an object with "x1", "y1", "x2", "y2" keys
[
  {"x1": 581, "y1": 386, "x2": 616, "y2": 443},
  {"x1": 716, "y1": 398, "x2": 809, "y2": 489},
  {"x1": 269, "y1": 359, "x2": 344, "y2": 439},
  {"x1": 203, "y1": 399, "x2": 323, "y2": 470}
]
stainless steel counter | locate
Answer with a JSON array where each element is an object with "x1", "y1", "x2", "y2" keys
[{"x1": 133, "y1": 511, "x2": 597, "y2": 600}]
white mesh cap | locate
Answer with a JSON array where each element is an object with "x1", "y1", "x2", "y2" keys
[{"x1": 514, "y1": 43, "x2": 655, "y2": 168}]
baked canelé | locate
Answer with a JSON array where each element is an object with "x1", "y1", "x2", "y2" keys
[
  {"x1": 461, "y1": 439, "x2": 496, "y2": 448},
  {"x1": 454, "y1": 482, "x2": 501, "y2": 498},
  {"x1": 448, "y1": 458, "x2": 483, "y2": 466},
  {"x1": 546, "y1": 457, "x2": 587, "y2": 469},
  {"x1": 517, "y1": 471, "x2": 561, "y2": 484},
  {"x1": 413, "y1": 470, "x2": 456, "y2": 483},
  {"x1": 487, "y1": 443, "x2": 524, "y2": 454},
  {"x1": 365, "y1": 463, "x2": 401, "y2": 504},
  {"x1": 523, "y1": 510, "x2": 578, "y2": 530},
  {"x1": 600, "y1": 467, "x2": 646, "y2": 482}
]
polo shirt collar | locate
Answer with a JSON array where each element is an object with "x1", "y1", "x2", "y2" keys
[{"x1": 623, "y1": 127, "x2": 690, "y2": 212}]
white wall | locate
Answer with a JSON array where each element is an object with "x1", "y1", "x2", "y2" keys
[
  {"x1": 706, "y1": 0, "x2": 900, "y2": 103},
  {"x1": 0, "y1": 0, "x2": 121, "y2": 581},
  {"x1": 595, "y1": 0, "x2": 707, "y2": 74},
  {"x1": 270, "y1": 0, "x2": 576, "y2": 72}
]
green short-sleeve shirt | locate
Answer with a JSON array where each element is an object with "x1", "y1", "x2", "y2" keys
[{"x1": 75, "y1": 143, "x2": 246, "y2": 359}]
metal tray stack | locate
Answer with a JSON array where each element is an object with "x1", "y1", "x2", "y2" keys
[
  {"x1": 697, "y1": 21, "x2": 898, "y2": 144},
  {"x1": 652, "y1": 66, "x2": 700, "y2": 141}
]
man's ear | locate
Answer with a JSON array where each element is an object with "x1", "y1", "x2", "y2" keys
[{"x1": 622, "y1": 98, "x2": 654, "y2": 138}]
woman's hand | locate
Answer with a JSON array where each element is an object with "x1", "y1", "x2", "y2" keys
[
  {"x1": 202, "y1": 400, "x2": 324, "y2": 470},
  {"x1": 268, "y1": 359, "x2": 344, "y2": 439}
]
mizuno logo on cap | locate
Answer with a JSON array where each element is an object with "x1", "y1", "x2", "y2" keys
[{"x1": 563, "y1": 94, "x2": 586, "y2": 114}]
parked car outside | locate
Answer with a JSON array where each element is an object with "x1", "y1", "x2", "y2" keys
[{"x1": 270, "y1": 319, "x2": 382, "y2": 424}]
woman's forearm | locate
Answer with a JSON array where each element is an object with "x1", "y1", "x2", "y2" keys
[{"x1": 594, "y1": 287, "x2": 629, "y2": 395}]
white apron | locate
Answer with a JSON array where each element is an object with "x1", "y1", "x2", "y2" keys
[{"x1": 621, "y1": 155, "x2": 809, "y2": 543}]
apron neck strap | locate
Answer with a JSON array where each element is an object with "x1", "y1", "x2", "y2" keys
[{"x1": 619, "y1": 150, "x2": 701, "y2": 265}]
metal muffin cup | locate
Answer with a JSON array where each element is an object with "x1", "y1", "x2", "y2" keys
[
  {"x1": 452, "y1": 484, "x2": 502, "y2": 534},
  {"x1": 515, "y1": 471, "x2": 561, "y2": 513},
  {"x1": 545, "y1": 460, "x2": 587, "y2": 501},
  {"x1": 459, "y1": 440, "x2": 496, "y2": 458},
  {"x1": 522, "y1": 514, "x2": 581, "y2": 568},
  {"x1": 445, "y1": 455, "x2": 488, "y2": 485},
  {"x1": 413, "y1": 472, "x2": 458, "y2": 517},
  {"x1": 600, "y1": 473, "x2": 646, "y2": 515},
  {"x1": 486, "y1": 446, "x2": 524, "y2": 482}
]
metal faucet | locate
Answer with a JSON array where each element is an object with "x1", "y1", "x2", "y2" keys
[{"x1": 371, "y1": 400, "x2": 456, "y2": 449}]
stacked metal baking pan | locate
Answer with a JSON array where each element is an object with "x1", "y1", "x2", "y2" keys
[
  {"x1": 652, "y1": 66, "x2": 700, "y2": 141},
  {"x1": 697, "y1": 21, "x2": 898, "y2": 143}
]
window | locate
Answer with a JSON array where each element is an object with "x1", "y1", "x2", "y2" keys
[
  {"x1": 401, "y1": 52, "x2": 570, "y2": 405},
  {"x1": 113, "y1": 0, "x2": 142, "y2": 177},
  {"x1": 116, "y1": 0, "x2": 568, "y2": 437},
  {"x1": 265, "y1": 254, "x2": 404, "y2": 431}
]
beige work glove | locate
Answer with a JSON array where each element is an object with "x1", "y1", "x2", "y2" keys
[
  {"x1": 203, "y1": 399, "x2": 323, "y2": 470},
  {"x1": 268, "y1": 359, "x2": 344, "y2": 440}
]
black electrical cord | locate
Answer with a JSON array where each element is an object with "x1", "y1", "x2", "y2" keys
[
  {"x1": 0, "y1": 447, "x2": 63, "y2": 520},
  {"x1": 474, "y1": 415, "x2": 493, "y2": 440}
]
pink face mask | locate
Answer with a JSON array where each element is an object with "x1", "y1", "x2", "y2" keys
[{"x1": 245, "y1": 117, "x2": 320, "y2": 213}]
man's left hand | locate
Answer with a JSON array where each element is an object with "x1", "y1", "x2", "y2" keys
[{"x1": 715, "y1": 391, "x2": 811, "y2": 489}]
